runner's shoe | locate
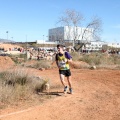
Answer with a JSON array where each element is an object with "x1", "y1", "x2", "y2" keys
[
  {"x1": 69, "y1": 88, "x2": 73, "y2": 94},
  {"x1": 64, "y1": 86, "x2": 68, "y2": 94}
]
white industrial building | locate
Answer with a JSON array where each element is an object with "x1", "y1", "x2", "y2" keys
[
  {"x1": 49, "y1": 26, "x2": 94, "y2": 43},
  {"x1": 36, "y1": 40, "x2": 57, "y2": 45},
  {"x1": 35, "y1": 40, "x2": 57, "y2": 50},
  {"x1": 82, "y1": 41, "x2": 107, "y2": 51},
  {"x1": 107, "y1": 43, "x2": 120, "y2": 48},
  {"x1": 36, "y1": 26, "x2": 120, "y2": 52}
]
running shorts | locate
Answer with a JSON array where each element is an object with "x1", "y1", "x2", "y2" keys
[{"x1": 59, "y1": 69, "x2": 71, "y2": 77}]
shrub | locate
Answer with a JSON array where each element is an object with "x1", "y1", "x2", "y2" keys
[
  {"x1": 30, "y1": 60, "x2": 52, "y2": 69},
  {"x1": 110, "y1": 54, "x2": 120, "y2": 64},
  {"x1": 33, "y1": 78, "x2": 49, "y2": 93},
  {"x1": 79, "y1": 53, "x2": 102, "y2": 65},
  {"x1": 70, "y1": 52, "x2": 81, "y2": 61},
  {"x1": 79, "y1": 52, "x2": 120, "y2": 68},
  {"x1": 0, "y1": 68, "x2": 50, "y2": 105},
  {"x1": 0, "y1": 68, "x2": 28, "y2": 86},
  {"x1": 9, "y1": 53, "x2": 26, "y2": 64}
]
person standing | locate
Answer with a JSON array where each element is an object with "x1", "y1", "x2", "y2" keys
[{"x1": 55, "y1": 44, "x2": 73, "y2": 94}]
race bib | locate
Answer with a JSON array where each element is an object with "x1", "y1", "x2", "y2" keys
[{"x1": 58, "y1": 60, "x2": 66, "y2": 68}]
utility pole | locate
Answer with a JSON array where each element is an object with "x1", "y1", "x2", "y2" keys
[
  {"x1": 6, "y1": 31, "x2": 8, "y2": 40},
  {"x1": 26, "y1": 35, "x2": 29, "y2": 61},
  {"x1": 43, "y1": 35, "x2": 44, "y2": 50}
]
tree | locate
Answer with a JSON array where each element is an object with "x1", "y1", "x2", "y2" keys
[{"x1": 57, "y1": 9, "x2": 102, "y2": 51}]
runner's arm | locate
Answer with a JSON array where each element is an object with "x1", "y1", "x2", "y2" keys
[
  {"x1": 67, "y1": 58, "x2": 72, "y2": 63},
  {"x1": 55, "y1": 54, "x2": 60, "y2": 69},
  {"x1": 65, "y1": 52, "x2": 72, "y2": 63}
]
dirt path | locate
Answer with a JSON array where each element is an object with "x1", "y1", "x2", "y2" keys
[{"x1": 0, "y1": 68, "x2": 120, "y2": 120}]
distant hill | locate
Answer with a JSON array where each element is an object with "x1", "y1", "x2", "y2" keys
[{"x1": 0, "y1": 38, "x2": 15, "y2": 43}]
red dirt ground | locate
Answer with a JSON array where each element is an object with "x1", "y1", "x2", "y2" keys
[
  {"x1": 0, "y1": 40, "x2": 120, "y2": 120},
  {"x1": 0, "y1": 56, "x2": 15, "y2": 72},
  {"x1": 0, "y1": 63, "x2": 120, "y2": 120}
]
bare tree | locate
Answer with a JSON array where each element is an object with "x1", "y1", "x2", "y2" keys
[
  {"x1": 58, "y1": 9, "x2": 84, "y2": 46},
  {"x1": 57, "y1": 9, "x2": 102, "y2": 51},
  {"x1": 81, "y1": 16, "x2": 102, "y2": 42}
]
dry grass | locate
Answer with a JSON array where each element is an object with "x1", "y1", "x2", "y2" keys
[
  {"x1": 24, "y1": 60, "x2": 52, "y2": 69},
  {"x1": 0, "y1": 68, "x2": 50, "y2": 107},
  {"x1": 0, "y1": 52, "x2": 120, "y2": 109},
  {"x1": 71, "y1": 52, "x2": 120, "y2": 69}
]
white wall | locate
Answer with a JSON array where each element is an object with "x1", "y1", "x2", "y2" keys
[
  {"x1": 36, "y1": 40, "x2": 57, "y2": 44},
  {"x1": 64, "y1": 26, "x2": 93, "y2": 41},
  {"x1": 108, "y1": 43, "x2": 120, "y2": 48},
  {"x1": 84, "y1": 41, "x2": 106, "y2": 51},
  {"x1": 49, "y1": 26, "x2": 94, "y2": 42}
]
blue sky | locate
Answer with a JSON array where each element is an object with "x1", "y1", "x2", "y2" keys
[{"x1": 0, "y1": 0, "x2": 120, "y2": 43}]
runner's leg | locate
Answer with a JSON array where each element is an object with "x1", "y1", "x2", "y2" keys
[
  {"x1": 59, "y1": 74, "x2": 68, "y2": 93},
  {"x1": 67, "y1": 76, "x2": 73, "y2": 94},
  {"x1": 59, "y1": 74, "x2": 66, "y2": 87},
  {"x1": 67, "y1": 76, "x2": 72, "y2": 88}
]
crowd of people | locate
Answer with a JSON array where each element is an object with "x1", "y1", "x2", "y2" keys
[
  {"x1": 29, "y1": 48, "x2": 57, "y2": 61},
  {"x1": 107, "y1": 49, "x2": 120, "y2": 54}
]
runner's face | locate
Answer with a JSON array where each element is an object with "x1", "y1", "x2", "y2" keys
[{"x1": 57, "y1": 47, "x2": 63, "y2": 53}]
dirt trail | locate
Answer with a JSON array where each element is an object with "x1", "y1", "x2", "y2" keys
[{"x1": 0, "y1": 68, "x2": 120, "y2": 120}]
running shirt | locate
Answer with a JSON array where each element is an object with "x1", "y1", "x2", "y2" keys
[{"x1": 56, "y1": 52, "x2": 72, "y2": 70}]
